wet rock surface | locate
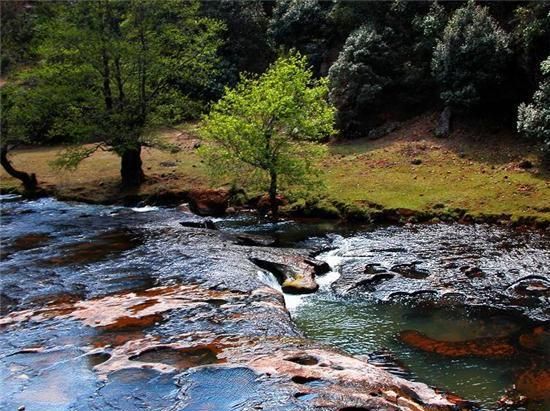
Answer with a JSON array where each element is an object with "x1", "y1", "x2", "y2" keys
[
  {"x1": 398, "y1": 330, "x2": 517, "y2": 358},
  {"x1": 0, "y1": 197, "x2": 459, "y2": 411},
  {"x1": 328, "y1": 224, "x2": 549, "y2": 323}
]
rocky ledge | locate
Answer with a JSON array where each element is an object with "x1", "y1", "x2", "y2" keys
[{"x1": 0, "y1": 219, "x2": 466, "y2": 411}]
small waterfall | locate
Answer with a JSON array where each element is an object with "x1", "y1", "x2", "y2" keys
[{"x1": 256, "y1": 270, "x2": 282, "y2": 292}]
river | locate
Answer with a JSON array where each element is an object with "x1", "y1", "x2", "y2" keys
[{"x1": 1, "y1": 196, "x2": 548, "y2": 410}]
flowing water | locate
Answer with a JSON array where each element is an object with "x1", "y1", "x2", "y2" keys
[
  {"x1": 1, "y1": 195, "x2": 548, "y2": 410},
  {"x1": 291, "y1": 226, "x2": 550, "y2": 410}
]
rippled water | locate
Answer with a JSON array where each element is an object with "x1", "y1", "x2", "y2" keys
[{"x1": 291, "y1": 224, "x2": 550, "y2": 410}]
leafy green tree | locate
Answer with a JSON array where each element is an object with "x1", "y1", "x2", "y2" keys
[
  {"x1": 200, "y1": 54, "x2": 335, "y2": 219},
  {"x1": 432, "y1": 0, "x2": 510, "y2": 109},
  {"x1": 0, "y1": 59, "x2": 94, "y2": 190},
  {"x1": 518, "y1": 56, "x2": 550, "y2": 163},
  {"x1": 26, "y1": 0, "x2": 223, "y2": 187},
  {"x1": 1, "y1": 85, "x2": 39, "y2": 191},
  {"x1": 511, "y1": 3, "x2": 550, "y2": 91},
  {"x1": 412, "y1": 1, "x2": 447, "y2": 87},
  {"x1": 328, "y1": 25, "x2": 394, "y2": 135},
  {"x1": 0, "y1": 2, "x2": 53, "y2": 73}
]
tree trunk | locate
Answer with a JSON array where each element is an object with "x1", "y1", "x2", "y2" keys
[
  {"x1": 0, "y1": 145, "x2": 37, "y2": 191},
  {"x1": 120, "y1": 146, "x2": 144, "y2": 188},
  {"x1": 269, "y1": 170, "x2": 278, "y2": 220}
]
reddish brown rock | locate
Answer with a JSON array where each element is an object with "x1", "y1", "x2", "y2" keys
[
  {"x1": 187, "y1": 189, "x2": 230, "y2": 216},
  {"x1": 0, "y1": 284, "x2": 243, "y2": 328},
  {"x1": 516, "y1": 368, "x2": 550, "y2": 401},
  {"x1": 399, "y1": 330, "x2": 516, "y2": 358},
  {"x1": 255, "y1": 194, "x2": 288, "y2": 214},
  {"x1": 518, "y1": 326, "x2": 549, "y2": 352}
]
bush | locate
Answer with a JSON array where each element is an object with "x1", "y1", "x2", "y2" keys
[
  {"x1": 432, "y1": 0, "x2": 510, "y2": 109},
  {"x1": 518, "y1": 56, "x2": 550, "y2": 163}
]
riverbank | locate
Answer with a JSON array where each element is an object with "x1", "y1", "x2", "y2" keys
[{"x1": 1, "y1": 113, "x2": 549, "y2": 228}]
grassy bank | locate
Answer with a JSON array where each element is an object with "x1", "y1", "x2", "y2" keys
[
  {"x1": 321, "y1": 113, "x2": 549, "y2": 224},
  {"x1": 1, "y1": 113, "x2": 549, "y2": 225}
]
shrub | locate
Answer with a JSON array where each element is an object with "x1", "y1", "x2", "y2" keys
[{"x1": 518, "y1": 56, "x2": 550, "y2": 163}]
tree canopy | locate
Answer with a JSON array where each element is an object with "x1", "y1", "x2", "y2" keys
[
  {"x1": 518, "y1": 56, "x2": 550, "y2": 162},
  {"x1": 432, "y1": 0, "x2": 510, "y2": 109},
  {"x1": 8, "y1": 0, "x2": 223, "y2": 187},
  {"x1": 200, "y1": 53, "x2": 335, "y2": 218}
]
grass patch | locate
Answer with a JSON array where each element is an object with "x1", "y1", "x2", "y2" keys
[
  {"x1": 322, "y1": 114, "x2": 549, "y2": 221},
  {"x1": 1, "y1": 113, "x2": 548, "y2": 222}
]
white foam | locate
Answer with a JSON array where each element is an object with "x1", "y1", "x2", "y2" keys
[
  {"x1": 131, "y1": 206, "x2": 159, "y2": 213},
  {"x1": 257, "y1": 270, "x2": 281, "y2": 292}
]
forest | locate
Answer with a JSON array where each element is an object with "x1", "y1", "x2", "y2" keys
[
  {"x1": 0, "y1": 2, "x2": 549, "y2": 411},
  {"x1": 1, "y1": 0, "x2": 549, "y2": 224}
]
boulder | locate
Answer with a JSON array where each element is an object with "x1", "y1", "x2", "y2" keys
[
  {"x1": 304, "y1": 258, "x2": 331, "y2": 275},
  {"x1": 250, "y1": 257, "x2": 319, "y2": 294},
  {"x1": 435, "y1": 106, "x2": 451, "y2": 138},
  {"x1": 187, "y1": 189, "x2": 229, "y2": 216}
]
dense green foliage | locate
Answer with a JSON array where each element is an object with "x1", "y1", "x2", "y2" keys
[
  {"x1": 2, "y1": 0, "x2": 550, "y2": 190},
  {"x1": 328, "y1": 25, "x2": 394, "y2": 135},
  {"x1": 432, "y1": 1, "x2": 510, "y2": 109},
  {"x1": 201, "y1": 0, "x2": 273, "y2": 94},
  {"x1": 268, "y1": 0, "x2": 333, "y2": 74},
  {"x1": 518, "y1": 57, "x2": 550, "y2": 162},
  {"x1": 3, "y1": 0, "x2": 223, "y2": 187},
  {"x1": 200, "y1": 54, "x2": 335, "y2": 217}
]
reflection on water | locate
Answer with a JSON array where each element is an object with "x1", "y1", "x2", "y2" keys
[
  {"x1": 293, "y1": 297, "x2": 548, "y2": 409},
  {"x1": 1, "y1": 195, "x2": 548, "y2": 410}
]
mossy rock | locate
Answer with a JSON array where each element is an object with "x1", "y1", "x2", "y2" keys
[
  {"x1": 280, "y1": 198, "x2": 307, "y2": 215},
  {"x1": 282, "y1": 275, "x2": 318, "y2": 294},
  {"x1": 339, "y1": 203, "x2": 371, "y2": 221},
  {"x1": 309, "y1": 199, "x2": 341, "y2": 219}
]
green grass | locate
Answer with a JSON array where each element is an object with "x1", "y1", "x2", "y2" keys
[
  {"x1": 321, "y1": 114, "x2": 549, "y2": 220},
  {"x1": 1, "y1": 113, "x2": 549, "y2": 222}
]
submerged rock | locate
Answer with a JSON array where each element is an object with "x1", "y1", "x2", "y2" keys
[
  {"x1": 399, "y1": 330, "x2": 516, "y2": 358},
  {"x1": 515, "y1": 367, "x2": 550, "y2": 402}
]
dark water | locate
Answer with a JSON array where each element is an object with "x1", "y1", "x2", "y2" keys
[
  {"x1": 293, "y1": 298, "x2": 541, "y2": 409},
  {"x1": 1, "y1": 195, "x2": 548, "y2": 410}
]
